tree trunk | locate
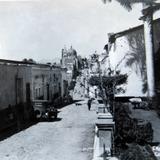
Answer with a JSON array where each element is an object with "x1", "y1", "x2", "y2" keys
[{"x1": 143, "y1": 4, "x2": 155, "y2": 98}]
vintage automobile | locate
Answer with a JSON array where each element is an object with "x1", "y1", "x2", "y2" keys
[
  {"x1": 45, "y1": 107, "x2": 59, "y2": 120},
  {"x1": 33, "y1": 100, "x2": 60, "y2": 121}
]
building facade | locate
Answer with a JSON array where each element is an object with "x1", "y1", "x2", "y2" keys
[
  {"x1": 61, "y1": 46, "x2": 78, "y2": 83},
  {"x1": 0, "y1": 60, "x2": 32, "y2": 109},
  {"x1": 0, "y1": 59, "x2": 69, "y2": 132},
  {"x1": 31, "y1": 64, "x2": 69, "y2": 102},
  {"x1": 31, "y1": 65, "x2": 51, "y2": 101},
  {"x1": 106, "y1": 18, "x2": 160, "y2": 97}
]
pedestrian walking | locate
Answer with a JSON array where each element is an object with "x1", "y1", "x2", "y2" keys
[{"x1": 87, "y1": 99, "x2": 92, "y2": 111}]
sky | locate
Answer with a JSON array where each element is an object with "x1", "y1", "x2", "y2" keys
[{"x1": 0, "y1": 0, "x2": 159, "y2": 62}]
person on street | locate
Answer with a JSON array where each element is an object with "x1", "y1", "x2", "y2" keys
[{"x1": 87, "y1": 99, "x2": 92, "y2": 111}]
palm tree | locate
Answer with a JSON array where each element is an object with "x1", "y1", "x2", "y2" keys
[{"x1": 102, "y1": 0, "x2": 160, "y2": 98}]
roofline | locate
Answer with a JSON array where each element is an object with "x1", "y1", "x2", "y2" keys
[
  {"x1": 0, "y1": 59, "x2": 67, "y2": 71},
  {"x1": 0, "y1": 59, "x2": 50, "y2": 67},
  {"x1": 110, "y1": 18, "x2": 160, "y2": 39}
]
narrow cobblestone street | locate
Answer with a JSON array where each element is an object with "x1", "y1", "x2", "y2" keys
[
  {"x1": 0, "y1": 101, "x2": 97, "y2": 160},
  {"x1": 0, "y1": 76, "x2": 97, "y2": 160}
]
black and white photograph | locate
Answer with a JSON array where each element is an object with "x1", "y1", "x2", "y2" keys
[{"x1": 0, "y1": 0, "x2": 160, "y2": 160}]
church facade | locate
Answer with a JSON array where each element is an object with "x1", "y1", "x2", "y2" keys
[{"x1": 61, "y1": 46, "x2": 78, "y2": 82}]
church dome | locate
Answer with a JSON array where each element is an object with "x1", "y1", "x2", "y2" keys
[{"x1": 68, "y1": 46, "x2": 77, "y2": 57}]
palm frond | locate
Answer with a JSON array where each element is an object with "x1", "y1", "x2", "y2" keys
[
  {"x1": 102, "y1": 0, "x2": 157, "y2": 11},
  {"x1": 101, "y1": 0, "x2": 112, "y2": 4},
  {"x1": 127, "y1": 0, "x2": 156, "y2": 4},
  {"x1": 126, "y1": 57, "x2": 136, "y2": 67},
  {"x1": 117, "y1": 0, "x2": 133, "y2": 10},
  {"x1": 125, "y1": 51, "x2": 145, "y2": 77},
  {"x1": 142, "y1": 3, "x2": 160, "y2": 15}
]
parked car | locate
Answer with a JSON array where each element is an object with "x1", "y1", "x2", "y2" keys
[
  {"x1": 45, "y1": 107, "x2": 59, "y2": 121},
  {"x1": 33, "y1": 100, "x2": 60, "y2": 121}
]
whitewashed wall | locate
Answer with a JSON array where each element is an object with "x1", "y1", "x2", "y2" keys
[{"x1": 109, "y1": 36, "x2": 145, "y2": 97}]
